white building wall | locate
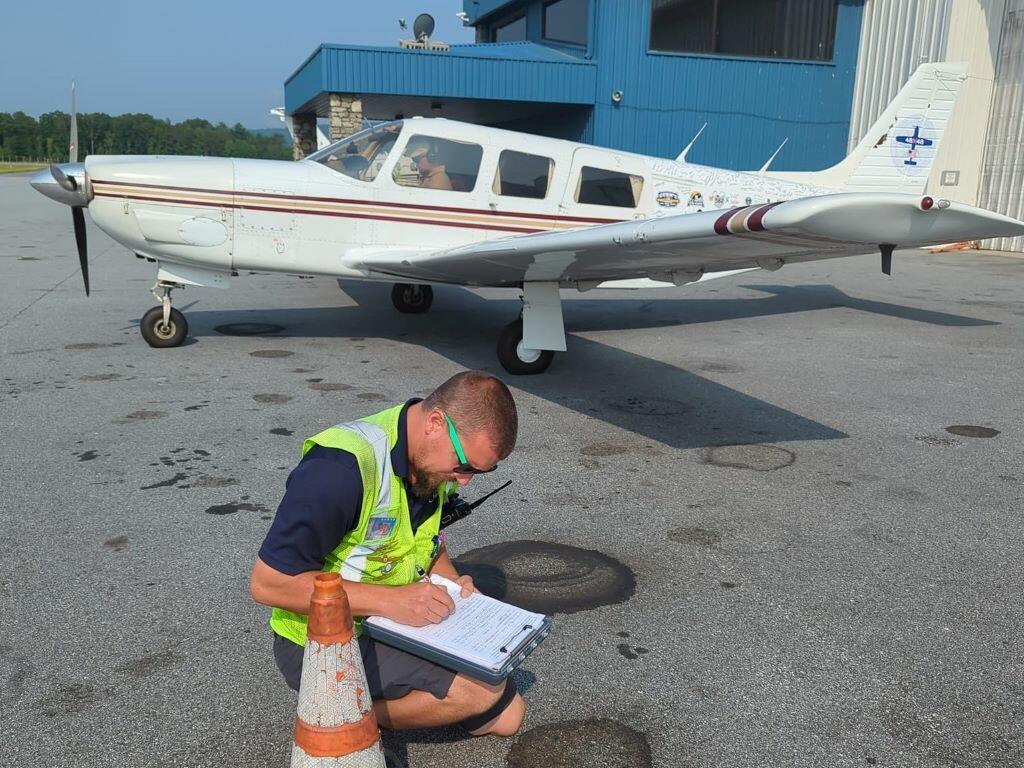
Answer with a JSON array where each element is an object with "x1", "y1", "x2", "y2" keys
[
  {"x1": 933, "y1": 0, "x2": 1008, "y2": 207},
  {"x1": 848, "y1": 0, "x2": 953, "y2": 152},
  {"x1": 849, "y1": 0, "x2": 1024, "y2": 250},
  {"x1": 979, "y1": 1, "x2": 1024, "y2": 250}
]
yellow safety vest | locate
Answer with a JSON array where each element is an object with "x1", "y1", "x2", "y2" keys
[{"x1": 270, "y1": 404, "x2": 448, "y2": 646}]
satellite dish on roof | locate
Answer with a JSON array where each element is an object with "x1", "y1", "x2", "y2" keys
[{"x1": 413, "y1": 13, "x2": 435, "y2": 42}]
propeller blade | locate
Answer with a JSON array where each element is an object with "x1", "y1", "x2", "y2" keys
[
  {"x1": 72, "y1": 206, "x2": 90, "y2": 296},
  {"x1": 70, "y1": 81, "x2": 78, "y2": 164}
]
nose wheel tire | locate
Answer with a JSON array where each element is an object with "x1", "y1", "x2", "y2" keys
[
  {"x1": 140, "y1": 306, "x2": 188, "y2": 348},
  {"x1": 392, "y1": 283, "x2": 433, "y2": 314},
  {"x1": 497, "y1": 319, "x2": 555, "y2": 375}
]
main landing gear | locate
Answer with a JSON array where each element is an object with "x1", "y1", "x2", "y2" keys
[
  {"x1": 497, "y1": 319, "x2": 555, "y2": 375},
  {"x1": 391, "y1": 283, "x2": 433, "y2": 314},
  {"x1": 140, "y1": 280, "x2": 188, "y2": 348},
  {"x1": 388, "y1": 281, "x2": 565, "y2": 375}
]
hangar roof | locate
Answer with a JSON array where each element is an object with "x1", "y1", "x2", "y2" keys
[{"x1": 284, "y1": 41, "x2": 596, "y2": 116}]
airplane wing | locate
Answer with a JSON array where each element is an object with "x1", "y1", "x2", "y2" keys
[{"x1": 347, "y1": 193, "x2": 1024, "y2": 287}]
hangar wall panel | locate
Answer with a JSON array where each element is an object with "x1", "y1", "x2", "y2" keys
[
  {"x1": 930, "y1": 0, "x2": 1007, "y2": 206},
  {"x1": 980, "y1": 0, "x2": 1024, "y2": 251},
  {"x1": 848, "y1": 0, "x2": 953, "y2": 150},
  {"x1": 588, "y1": 0, "x2": 864, "y2": 171}
]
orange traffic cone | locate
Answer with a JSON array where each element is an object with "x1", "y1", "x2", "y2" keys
[{"x1": 291, "y1": 572, "x2": 385, "y2": 767}]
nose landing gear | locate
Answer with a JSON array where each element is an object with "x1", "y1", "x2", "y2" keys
[{"x1": 140, "y1": 280, "x2": 188, "y2": 348}]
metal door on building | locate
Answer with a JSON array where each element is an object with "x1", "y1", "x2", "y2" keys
[{"x1": 980, "y1": 1, "x2": 1024, "y2": 252}]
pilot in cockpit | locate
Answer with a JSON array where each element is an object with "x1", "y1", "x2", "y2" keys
[{"x1": 405, "y1": 138, "x2": 454, "y2": 191}]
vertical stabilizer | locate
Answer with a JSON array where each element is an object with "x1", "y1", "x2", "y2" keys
[{"x1": 768, "y1": 62, "x2": 967, "y2": 194}]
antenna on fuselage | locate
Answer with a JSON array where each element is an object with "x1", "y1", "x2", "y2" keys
[
  {"x1": 676, "y1": 123, "x2": 707, "y2": 163},
  {"x1": 757, "y1": 137, "x2": 789, "y2": 175}
]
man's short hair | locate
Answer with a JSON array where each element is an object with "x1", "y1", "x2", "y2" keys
[{"x1": 421, "y1": 371, "x2": 518, "y2": 458}]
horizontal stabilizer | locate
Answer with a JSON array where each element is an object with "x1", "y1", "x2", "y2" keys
[{"x1": 348, "y1": 193, "x2": 1024, "y2": 287}]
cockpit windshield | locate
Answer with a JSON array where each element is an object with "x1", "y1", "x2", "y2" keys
[{"x1": 307, "y1": 121, "x2": 403, "y2": 182}]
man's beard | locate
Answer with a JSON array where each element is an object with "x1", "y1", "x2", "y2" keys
[{"x1": 408, "y1": 451, "x2": 447, "y2": 499}]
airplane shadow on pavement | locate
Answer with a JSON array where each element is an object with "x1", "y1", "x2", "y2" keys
[{"x1": 173, "y1": 281, "x2": 994, "y2": 450}]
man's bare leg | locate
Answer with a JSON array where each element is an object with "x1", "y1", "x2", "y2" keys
[
  {"x1": 373, "y1": 674, "x2": 523, "y2": 734},
  {"x1": 467, "y1": 691, "x2": 525, "y2": 736}
]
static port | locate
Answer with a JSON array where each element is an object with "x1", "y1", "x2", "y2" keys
[
  {"x1": 921, "y1": 196, "x2": 935, "y2": 210},
  {"x1": 937, "y1": 198, "x2": 952, "y2": 209}
]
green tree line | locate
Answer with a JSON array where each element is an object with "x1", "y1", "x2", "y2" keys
[{"x1": 0, "y1": 111, "x2": 291, "y2": 162}]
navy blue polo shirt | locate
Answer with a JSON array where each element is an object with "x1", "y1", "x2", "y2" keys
[{"x1": 258, "y1": 400, "x2": 438, "y2": 577}]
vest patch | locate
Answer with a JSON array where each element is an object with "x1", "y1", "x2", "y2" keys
[{"x1": 366, "y1": 516, "x2": 397, "y2": 540}]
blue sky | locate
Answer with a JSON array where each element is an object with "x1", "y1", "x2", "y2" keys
[{"x1": 0, "y1": 1, "x2": 475, "y2": 128}]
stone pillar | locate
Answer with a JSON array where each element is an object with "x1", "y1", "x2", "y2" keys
[
  {"x1": 291, "y1": 113, "x2": 318, "y2": 160},
  {"x1": 329, "y1": 93, "x2": 364, "y2": 142}
]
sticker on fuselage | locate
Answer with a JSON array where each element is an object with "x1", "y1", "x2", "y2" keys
[
  {"x1": 688, "y1": 191, "x2": 705, "y2": 208},
  {"x1": 656, "y1": 190, "x2": 680, "y2": 207}
]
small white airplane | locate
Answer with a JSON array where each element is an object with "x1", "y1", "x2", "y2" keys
[{"x1": 32, "y1": 63, "x2": 1024, "y2": 374}]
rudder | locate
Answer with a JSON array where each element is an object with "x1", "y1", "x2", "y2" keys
[{"x1": 769, "y1": 62, "x2": 968, "y2": 194}]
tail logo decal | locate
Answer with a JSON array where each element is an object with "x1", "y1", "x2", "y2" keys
[
  {"x1": 896, "y1": 125, "x2": 933, "y2": 166},
  {"x1": 891, "y1": 116, "x2": 936, "y2": 176}
]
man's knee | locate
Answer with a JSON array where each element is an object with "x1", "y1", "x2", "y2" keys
[{"x1": 448, "y1": 676, "x2": 524, "y2": 735}]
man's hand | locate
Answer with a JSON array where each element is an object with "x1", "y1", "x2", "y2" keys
[
  {"x1": 454, "y1": 574, "x2": 477, "y2": 598},
  {"x1": 385, "y1": 582, "x2": 456, "y2": 626}
]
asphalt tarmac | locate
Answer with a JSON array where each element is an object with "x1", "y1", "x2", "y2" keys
[{"x1": 1, "y1": 170, "x2": 1022, "y2": 768}]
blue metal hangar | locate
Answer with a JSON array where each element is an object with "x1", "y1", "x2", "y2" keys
[
  {"x1": 285, "y1": 1, "x2": 1024, "y2": 250},
  {"x1": 284, "y1": 0, "x2": 863, "y2": 172}
]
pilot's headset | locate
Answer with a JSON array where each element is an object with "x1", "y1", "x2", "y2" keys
[{"x1": 410, "y1": 138, "x2": 441, "y2": 165}]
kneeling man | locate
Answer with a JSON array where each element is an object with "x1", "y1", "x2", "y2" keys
[{"x1": 250, "y1": 370, "x2": 524, "y2": 736}]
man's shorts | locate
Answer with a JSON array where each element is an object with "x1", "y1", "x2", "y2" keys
[{"x1": 273, "y1": 632, "x2": 457, "y2": 700}]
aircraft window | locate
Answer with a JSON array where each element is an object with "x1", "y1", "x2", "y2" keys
[
  {"x1": 650, "y1": 0, "x2": 839, "y2": 62},
  {"x1": 392, "y1": 135, "x2": 483, "y2": 193},
  {"x1": 575, "y1": 166, "x2": 643, "y2": 208},
  {"x1": 310, "y1": 122, "x2": 402, "y2": 182},
  {"x1": 492, "y1": 151, "x2": 554, "y2": 199}
]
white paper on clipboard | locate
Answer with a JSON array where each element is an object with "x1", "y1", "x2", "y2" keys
[{"x1": 364, "y1": 575, "x2": 546, "y2": 671}]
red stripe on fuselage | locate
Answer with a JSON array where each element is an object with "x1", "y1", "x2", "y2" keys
[
  {"x1": 90, "y1": 179, "x2": 623, "y2": 225},
  {"x1": 91, "y1": 191, "x2": 547, "y2": 234}
]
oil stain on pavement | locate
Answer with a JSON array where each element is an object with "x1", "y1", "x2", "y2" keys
[
  {"x1": 454, "y1": 541, "x2": 636, "y2": 614},
  {"x1": 34, "y1": 683, "x2": 114, "y2": 718},
  {"x1": 702, "y1": 444, "x2": 795, "y2": 471},
  {"x1": 114, "y1": 650, "x2": 184, "y2": 679},
  {"x1": 249, "y1": 349, "x2": 293, "y2": 358},
  {"x1": 205, "y1": 501, "x2": 270, "y2": 515},
  {"x1": 945, "y1": 425, "x2": 1000, "y2": 438},
  {"x1": 506, "y1": 718, "x2": 652, "y2": 768},
  {"x1": 103, "y1": 535, "x2": 129, "y2": 551},
  {"x1": 253, "y1": 394, "x2": 292, "y2": 404}
]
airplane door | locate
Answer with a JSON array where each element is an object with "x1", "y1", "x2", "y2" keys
[{"x1": 562, "y1": 147, "x2": 651, "y2": 224}]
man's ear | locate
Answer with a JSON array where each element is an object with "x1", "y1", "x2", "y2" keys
[{"x1": 425, "y1": 408, "x2": 446, "y2": 435}]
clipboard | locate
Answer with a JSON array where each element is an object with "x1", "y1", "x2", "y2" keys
[
  {"x1": 362, "y1": 576, "x2": 551, "y2": 684},
  {"x1": 363, "y1": 614, "x2": 551, "y2": 684}
]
